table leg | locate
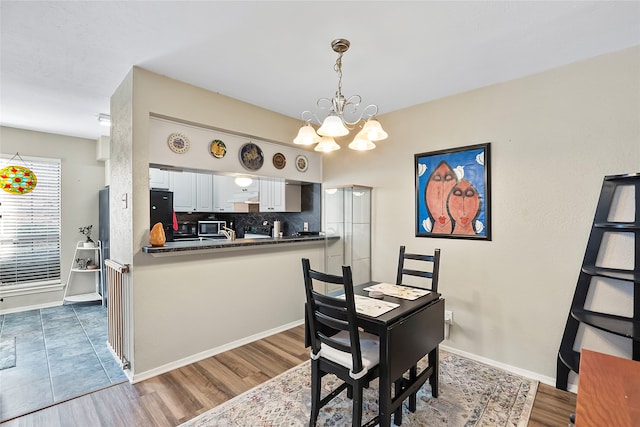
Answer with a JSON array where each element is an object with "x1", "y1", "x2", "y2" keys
[
  {"x1": 429, "y1": 347, "x2": 439, "y2": 398},
  {"x1": 379, "y1": 333, "x2": 391, "y2": 427}
]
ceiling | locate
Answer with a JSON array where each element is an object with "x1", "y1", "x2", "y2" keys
[{"x1": 1, "y1": 1, "x2": 639, "y2": 141}]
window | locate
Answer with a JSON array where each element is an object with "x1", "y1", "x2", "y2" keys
[{"x1": 0, "y1": 155, "x2": 61, "y2": 287}]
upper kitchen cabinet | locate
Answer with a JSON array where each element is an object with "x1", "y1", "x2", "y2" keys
[
  {"x1": 195, "y1": 173, "x2": 214, "y2": 212},
  {"x1": 149, "y1": 168, "x2": 170, "y2": 190},
  {"x1": 259, "y1": 178, "x2": 301, "y2": 212},
  {"x1": 170, "y1": 171, "x2": 213, "y2": 212},
  {"x1": 212, "y1": 175, "x2": 235, "y2": 212}
]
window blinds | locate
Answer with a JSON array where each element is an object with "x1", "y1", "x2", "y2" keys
[{"x1": 0, "y1": 156, "x2": 61, "y2": 287}]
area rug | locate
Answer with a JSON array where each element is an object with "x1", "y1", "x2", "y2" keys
[
  {"x1": 180, "y1": 350, "x2": 538, "y2": 426},
  {"x1": 0, "y1": 336, "x2": 16, "y2": 370}
]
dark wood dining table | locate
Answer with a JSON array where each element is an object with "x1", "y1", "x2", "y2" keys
[{"x1": 305, "y1": 281, "x2": 445, "y2": 427}]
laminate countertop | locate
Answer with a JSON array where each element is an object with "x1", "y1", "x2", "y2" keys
[{"x1": 142, "y1": 234, "x2": 338, "y2": 257}]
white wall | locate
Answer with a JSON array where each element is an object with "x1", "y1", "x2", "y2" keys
[
  {"x1": 323, "y1": 46, "x2": 640, "y2": 385},
  {"x1": 0, "y1": 126, "x2": 105, "y2": 312}
]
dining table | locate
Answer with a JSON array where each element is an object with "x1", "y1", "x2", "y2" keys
[{"x1": 305, "y1": 281, "x2": 445, "y2": 427}]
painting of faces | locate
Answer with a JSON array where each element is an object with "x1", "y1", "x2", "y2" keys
[{"x1": 415, "y1": 143, "x2": 491, "y2": 240}]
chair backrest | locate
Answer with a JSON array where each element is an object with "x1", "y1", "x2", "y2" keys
[
  {"x1": 301, "y1": 258, "x2": 363, "y2": 374},
  {"x1": 396, "y1": 246, "x2": 441, "y2": 292}
]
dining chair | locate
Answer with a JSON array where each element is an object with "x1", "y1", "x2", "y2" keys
[
  {"x1": 301, "y1": 258, "x2": 381, "y2": 427},
  {"x1": 396, "y1": 246, "x2": 441, "y2": 292},
  {"x1": 393, "y1": 246, "x2": 441, "y2": 423}
]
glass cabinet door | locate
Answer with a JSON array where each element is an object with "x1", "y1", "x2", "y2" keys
[{"x1": 323, "y1": 185, "x2": 372, "y2": 290}]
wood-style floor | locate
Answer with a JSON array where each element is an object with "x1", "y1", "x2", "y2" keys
[{"x1": 2, "y1": 325, "x2": 576, "y2": 426}]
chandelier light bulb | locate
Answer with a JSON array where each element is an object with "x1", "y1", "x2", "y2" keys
[
  {"x1": 317, "y1": 114, "x2": 349, "y2": 137},
  {"x1": 362, "y1": 118, "x2": 388, "y2": 141},
  {"x1": 348, "y1": 131, "x2": 376, "y2": 151},
  {"x1": 314, "y1": 136, "x2": 341, "y2": 152},
  {"x1": 293, "y1": 123, "x2": 321, "y2": 145}
]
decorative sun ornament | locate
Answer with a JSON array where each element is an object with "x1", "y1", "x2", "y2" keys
[{"x1": 1, "y1": 165, "x2": 37, "y2": 194}]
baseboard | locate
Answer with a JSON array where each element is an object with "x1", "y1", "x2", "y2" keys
[
  {"x1": 131, "y1": 318, "x2": 305, "y2": 383},
  {"x1": 0, "y1": 300, "x2": 62, "y2": 315},
  {"x1": 440, "y1": 344, "x2": 577, "y2": 392}
]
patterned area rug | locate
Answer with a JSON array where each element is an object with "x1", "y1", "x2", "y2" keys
[
  {"x1": 181, "y1": 350, "x2": 537, "y2": 426},
  {"x1": 0, "y1": 337, "x2": 16, "y2": 370}
]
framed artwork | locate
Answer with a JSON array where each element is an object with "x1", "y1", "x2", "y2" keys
[{"x1": 415, "y1": 143, "x2": 491, "y2": 240}]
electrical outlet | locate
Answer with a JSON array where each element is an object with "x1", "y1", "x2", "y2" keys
[{"x1": 444, "y1": 310, "x2": 453, "y2": 325}]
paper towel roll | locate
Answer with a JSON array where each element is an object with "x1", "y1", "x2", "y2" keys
[{"x1": 273, "y1": 221, "x2": 281, "y2": 238}]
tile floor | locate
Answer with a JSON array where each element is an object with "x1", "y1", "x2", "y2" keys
[{"x1": 0, "y1": 303, "x2": 128, "y2": 421}]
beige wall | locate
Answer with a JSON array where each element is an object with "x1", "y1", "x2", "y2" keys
[
  {"x1": 323, "y1": 46, "x2": 640, "y2": 385},
  {"x1": 0, "y1": 126, "x2": 105, "y2": 312},
  {"x1": 111, "y1": 68, "x2": 324, "y2": 380}
]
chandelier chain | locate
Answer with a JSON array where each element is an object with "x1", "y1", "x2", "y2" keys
[{"x1": 334, "y1": 51, "x2": 344, "y2": 100}]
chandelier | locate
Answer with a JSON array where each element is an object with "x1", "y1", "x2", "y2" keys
[{"x1": 293, "y1": 39, "x2": 388, "y2": 152}]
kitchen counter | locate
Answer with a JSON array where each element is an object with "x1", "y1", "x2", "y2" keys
[{"x1": 142, "y1": 234, "x2": 338, "y2": 257}]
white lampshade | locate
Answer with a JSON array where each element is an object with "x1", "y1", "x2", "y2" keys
[
  {"x1": 348, "y1": 131, "x2": 376, "y2": 151},
  {"x1": 317, "y1": 114, "x2": 349, "y2": 137},
  {"x1": 234, "y1": 177, "x2": 253, "y2": 187},
  {"x1": 293, "y1": 123, "x2": 321, "y2": 145},
  {"x1": 314, "y1": 136, "x2": 341, "y2": 152},
  {"x1": 362, "y1": 118, "x2": 388, "y2": 141}
]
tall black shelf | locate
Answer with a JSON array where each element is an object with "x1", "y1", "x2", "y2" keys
[{"x1": 556, "y1": 173, "x2": 640, "y2": 391}]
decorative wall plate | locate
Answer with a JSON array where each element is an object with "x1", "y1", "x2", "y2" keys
[
  {"x1": 239, "y1": 142, "x2": 264, "y2": 171},
  {"x1": 295, "y1": 155, "x2": 308, "y2": 172},
  {"x1": 209, "y1": 139, "x2": 226, "y2": 158},
  {"x1": 0, "y1": 165, "x2": 37, "y2": 194},
  {"x1": 167, "y1": 132, "x2": 190, "y2": 154},
  {"x1": 272, "y1": 152, "x2": 286, "y2": 169}
]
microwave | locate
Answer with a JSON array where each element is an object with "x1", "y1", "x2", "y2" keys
[{"x1": 198, "y1": 220, "x2": 226, "y2": 237}]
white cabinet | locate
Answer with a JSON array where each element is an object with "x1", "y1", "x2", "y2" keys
[
  {"x1": 196, "y1": 174, "x2": 213, "y2": 212},
  {"x1": 170, "y1": 172, "x2": 197, "y2": 212},
  {"x1": 259, "y1": 178, "x2": 301, "y2": 212},
  {"x1": 213, "y1": 175, "x2": 235, "y2": 212},
  {"x1": 149, "y1": 168, "x2": 170, "y2": 189},
  {"x1": 63, "y1": 241, "x2": 104, "y2": 304},
  {"x1": 170, "y1": 172, "x2": 213, "y2": 212}
]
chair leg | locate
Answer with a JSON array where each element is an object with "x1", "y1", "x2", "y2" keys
[
  {"x1": 352, "y1": 384, "x2": 363, "y2": 427},
  {"x1": 309, "y1": 361, "x2": 321, "y2": 427}
]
